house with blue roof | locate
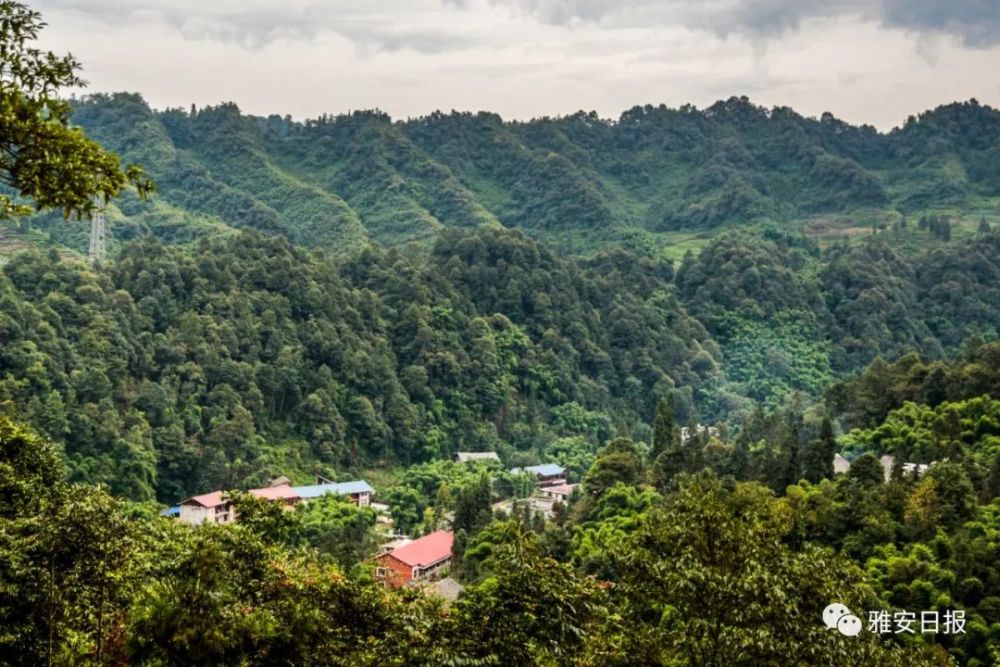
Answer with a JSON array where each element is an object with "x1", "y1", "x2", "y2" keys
[
  {"x1": 291, "y1": 480, "x2": 375, "y2": 506},
  {"x1": 509, "y1": 463, "x2": 566, "y2": 487}
]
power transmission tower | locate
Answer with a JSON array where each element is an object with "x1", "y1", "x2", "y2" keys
[{"x1": 88, "y1": 205, "x2": 107, "y2": 265}]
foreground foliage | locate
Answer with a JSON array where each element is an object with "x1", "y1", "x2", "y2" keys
[{"x1": 0, "y1": 414, "x2": 955, "y2": 666}]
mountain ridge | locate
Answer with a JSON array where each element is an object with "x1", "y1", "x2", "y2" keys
[{"x1": 19, "y1": 93, "x2": 996, "y2": 259}]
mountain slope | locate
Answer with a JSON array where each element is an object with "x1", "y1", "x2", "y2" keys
[{"x1": 20, "y1": 94, "x2": 996, "y2": 256}]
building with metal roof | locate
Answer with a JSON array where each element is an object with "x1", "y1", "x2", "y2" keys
[
  {"x1": 510, "y1": 463, "x2": 565, "y2": 477},
  {"x1": 291, "y1": 480, "x2": 375, "y2": 506},
  {"x1": 510, "y1": 463, "x2": 567, "y2": 487}
]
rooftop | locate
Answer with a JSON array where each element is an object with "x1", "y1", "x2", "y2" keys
[
  {"x1": 511, "y1": 463, "x2": 565, "y2": 477},
  {"x1": 456, "y1": 452, "x2": 501, "y2": 462},
  {"x1": 181, "y1": 491, "x2": 227, "y2": 508},
  {"x1": 387, "y1": 530, "x2": 454, "y2": 568},
  {"x1": 249, "y1": 485, "x2": 300, "y2": 501},
  {"x1": 422, "y1": 576, "x2": 464, "y2": 602},
  {"x1": 543, "y1": 483, "x2": 577, "y2": 496},
  {"x1": 292, "y1": 480, "x2": 375, "y2": 499}
]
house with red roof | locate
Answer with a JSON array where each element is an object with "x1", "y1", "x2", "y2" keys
[
  {"x1": 178, "y1": 491, "x2": 234, "y2": 525},
  {"x1": 376, "y1": 530, "x2": 454, "y2": 588},
  {"x1": 248, "y1": 484, "x2": 301, "y2": 504},
  {"x1": 178, "y1": 484, "x2": 301, "y2": 525}
]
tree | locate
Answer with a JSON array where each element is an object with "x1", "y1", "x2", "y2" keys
[
  {"x1": 604, "y1": 473, "x2": 941, "y2": 667},
  {"x1": 228, "y1": 491, "x2": 299, "y2": 544},
  {"x1": 777, "y1": 409, "x2": 804, "y2": 489},
  {"x1": 583, "y1": 438, "x2": 645, "y2": 499},
  {"x1": 452, "y1": 470, "x2": 493, "y2": 536},
  {"x1": 801, "y1": 417, "x2": 836, "y2": 483},
  {"x1": 0, "y1": 1, "x2": 152, "y2": 219},
  {"x1": 923, "y1": 462, "x2": 976, "y2": 527},
  {"x1": 446, "y1": 522, "x2": 604, "y2": 666},
  {"x1": 0, "y1": 415, "x2": 138, "y2": 665},
  {"x1": 847, "y1": 452, "x2": 885, "y2": 487},
  {"x1": 293, "y1": 494, "x2": 378, "y2": 568},
  {"x1": 649, "y1": 396, "x2": 678, "y2": 463},
  {"x1": 903, "y1": 476, "x2": 941, "y2": 538}
]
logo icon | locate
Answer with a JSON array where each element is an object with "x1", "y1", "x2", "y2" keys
[{"x1": 823, "y1": 603, "x2": 861, "y2": 636}]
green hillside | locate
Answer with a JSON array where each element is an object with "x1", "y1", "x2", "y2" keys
[
  {"x1": 2, "y1": 225, "x2": 998, "y2": 505},
  {"x1": 14, "y1": 94, "x2": 998, "y2": 258}
]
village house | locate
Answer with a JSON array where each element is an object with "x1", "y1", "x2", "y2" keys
[
  {"x1": 249, "y1": 484, "x2": 301, "y2": 506},
  {"x1": 510, "y1": 463, "x2": 567, "y2": 487},
  {"x1": 879, "y1": 455, "x2": 931, "y2": 482},
  {"x1": 416, "y1": 577, "x2": 464, "y2": 606},
  {"x1": 378, "y1": 536, "x2": 413, "y2": 556},
  {"x1": 456, "y1": 451, "x2": 501, "y2": 463},
  {"x1": 178, "y1": 485, "x2": 301, "y2": 525},
  {"x1": 291, "y1": 480, "x2": 375, "y2": 506},
  {"x1": 493, "y1": 495, "x2": 559, "y2": 520},
  {"x1": 538, "y1": 482, "x2": 577, "y2": 502},
  {"x1": 176, "y1": 479, "x2": 373, "y2": 525},
  {"x1": 376, "y1": 530, "x2": 454, "y2": 588},
  {"x1": 178, "y1": 491, "x2": 235, "y2": 525}
]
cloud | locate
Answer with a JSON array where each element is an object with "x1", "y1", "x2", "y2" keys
[
  {"x1": 483, "y1": 0, "x2": 1000, "y2": 46},
  {"x1": 36, "y1": 0, "x2": 475, "y2": 52},
  {"x1": 32, "y1": 0, "x2": 1000, "y2": 130},
  {"x1": 881, "y1": 0, "x2": 1000, "y2": 47},
  {"x1": 37, "y1": 0, "x2": 1000, "y2": 51}
]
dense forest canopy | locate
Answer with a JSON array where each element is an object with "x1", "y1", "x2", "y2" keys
[
  {"x1": 3, "y1": 223, "x2": 999, "y2": 505},
  {"x1": 15, "y1": 93, "x2": 998, "y2": 254}
]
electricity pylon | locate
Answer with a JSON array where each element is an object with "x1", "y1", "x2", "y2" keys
[{"x1": 88, "y1": 204, "x2": 106, "y2": 265}]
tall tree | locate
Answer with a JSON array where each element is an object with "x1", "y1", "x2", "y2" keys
[
  {"x1": 584, "y1": 438, "x2": 645, "y2": 499},
  {"x1": 802, "y1": 417, "x2": 836, "y2": 483},
  {"x1": 0, "y1": 1, "x2": 151, "y2": 219},
  {"x1": 453, "y1": 470, "x2": 493, "y2": 536},
  {"x1": 649, "y1": 396, "x2": 679, "y2": 463}
]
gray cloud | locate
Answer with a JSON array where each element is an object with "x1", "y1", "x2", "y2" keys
[
  {"x1": 37, "y1": 0, "x2": 474, "y2": 52},
  {"x1": 485, "y1": 0, "x2": 1000, "y2": 46},
  {"x1": 39, "y1": 0, "x2": 1000, "y2": 50},
  {"x1": 881, "y1": 0, "x2": 1000, "y2": 47},
  {"x1": 32, "y1": 0, "x2": 999, "y2": 130}
]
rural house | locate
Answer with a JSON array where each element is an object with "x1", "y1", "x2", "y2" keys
[
  {"x1": 291, "y1": 480, "x2": 375, "y2": 506},
  {"x1": 376, "y1": 530, "x2": 454, "y2": 588},
  {"x1": 510, "y1": 463, "x2": 567, "y2": 487},
  {"x1": 178, "y1": 491, "x2": 234, "y2": 525},
  {"x1": 539, "y1": 482, "x2": 577, "y2": 502}
]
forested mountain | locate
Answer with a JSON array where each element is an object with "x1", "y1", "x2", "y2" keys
[
  {"x1": 2, "y1": 221, "x2": 999, "y2": 505},
  {"x1": 19, "y1": 93, "x2": 1000, "y2": 255},
  {"x1": 7, "y1": 95, "x2": 998, "y2": 495},
  {"x1": 0, "y1": 228, "x2": 719, "y2": 502}
]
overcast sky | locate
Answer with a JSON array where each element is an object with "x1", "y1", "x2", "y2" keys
[{"x1": 34, "y1": 0, "x2": 1000, "y2": 129}]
